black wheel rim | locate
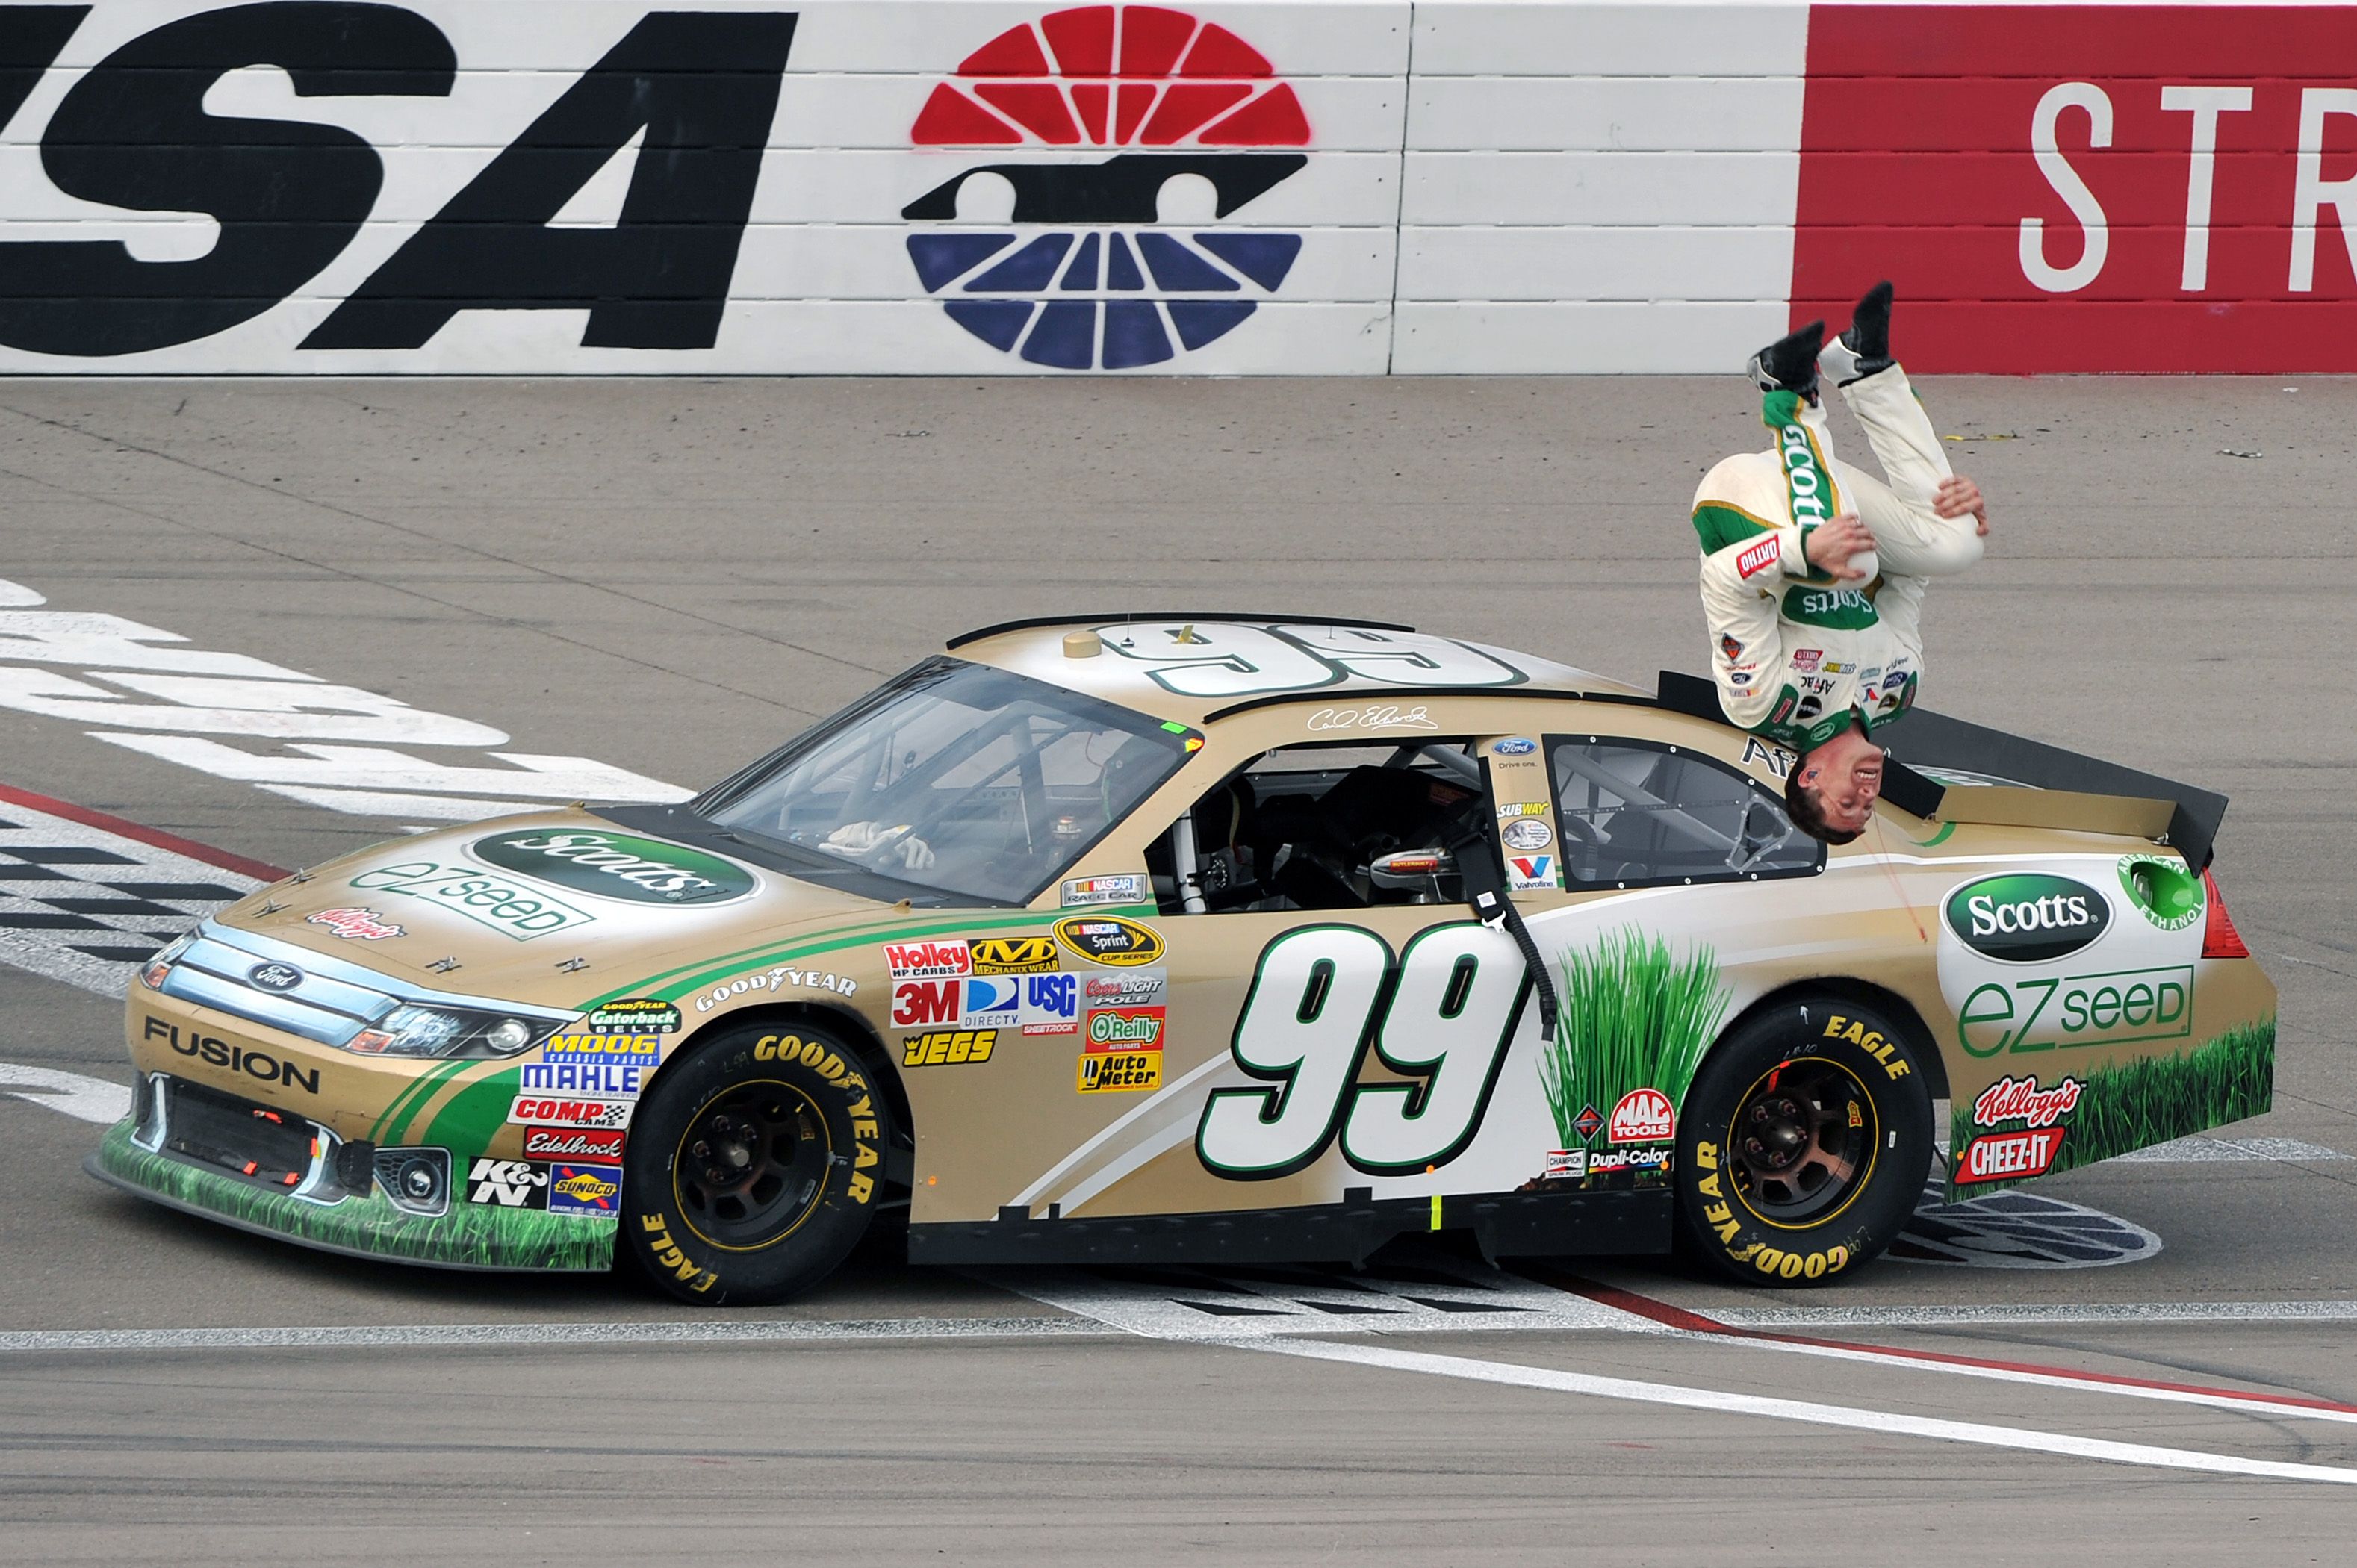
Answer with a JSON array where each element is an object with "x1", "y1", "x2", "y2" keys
[
  {"x1": 1727, "y1": 1060, "x2": 1876, "y2": 1227},
  {"x1": 673, "y1": 1080, "x2": 833, "y2": 1251}
]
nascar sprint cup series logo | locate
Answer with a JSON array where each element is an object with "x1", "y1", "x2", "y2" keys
[{"x1": 904, "y1": 5, "x2": 1311, "y2": 369}]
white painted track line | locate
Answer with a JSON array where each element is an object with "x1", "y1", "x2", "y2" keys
[
  {"x1": 0, "y1": 1063, "x2": 128, "y2": 1124},
  {"x1": 1252, "y1": 1338, "x2": 2357, "y2": 1487}
]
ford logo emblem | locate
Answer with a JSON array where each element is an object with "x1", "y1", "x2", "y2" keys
[{"x1": 249, "y1": 962, "x2": 305, "y2": 992}]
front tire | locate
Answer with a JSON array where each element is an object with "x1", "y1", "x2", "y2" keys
[
  {"x1": 622, "y1": 1021, "x2": 892, "y2": 1306},
  {"x1": 1675, "y1": 995, "x2": 1931, "y2": 1287}
]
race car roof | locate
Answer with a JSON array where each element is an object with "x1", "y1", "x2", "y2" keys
[{"x1": 945, "y1": 615, "x2": 1642, "y2": 726}]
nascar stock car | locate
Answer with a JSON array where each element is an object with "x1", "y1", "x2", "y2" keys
[{"x1": 93, "y1": 617, "x2": 2277, "y2": 1303}]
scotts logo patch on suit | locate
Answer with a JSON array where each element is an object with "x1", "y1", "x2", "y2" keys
[
  {"x1": 904, "y1": 5, "x2": 1311, "y2": 370},
  {"x1": 472, "y1": 830, "x2": 755, "y2": 906},
  {"x1": 1944, "y1": 874, "x2": 2111, "y2": 962},
  {"x1": 1053, "y1": 915, "x2": 1164, "y2": 966}
]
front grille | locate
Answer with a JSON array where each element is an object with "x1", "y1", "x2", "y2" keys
[
  {"x1": 160, "y1": 928, "x2": 400, "y2": 1046},
  {"x1": 144, "y1": 1077, "x2": 356, "y2": 1203}
]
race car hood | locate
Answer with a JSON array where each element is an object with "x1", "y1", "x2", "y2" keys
[{"x1": 205, "y1": 807, "x2": 893, "y2": 1009}]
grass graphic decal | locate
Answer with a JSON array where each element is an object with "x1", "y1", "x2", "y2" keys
[
  {"x1": 1539, "y1": 930, "x2": 1730, "y2": 1150},
  {"x1": 97, "y1": 1124, "x2": 614, "y2": 1272},
  {"x1": 1950, "y1": 1016, "x2": 2276, "y2": 1195}
]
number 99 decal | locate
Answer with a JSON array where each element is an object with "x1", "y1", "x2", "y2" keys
[{"x1": 1196, "y1": 924, "x2": 1529, "y2": 1181}]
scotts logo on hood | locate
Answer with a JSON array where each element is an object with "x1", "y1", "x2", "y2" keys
[
  {"x1": 472, "y1": 830, "x2": 755, "y2": 906},
  {"x1": 1944, "y1": 874, "x2": 2111, "y2": 962}
]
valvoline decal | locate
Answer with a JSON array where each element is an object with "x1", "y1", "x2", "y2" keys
[{"x1": 904, "y1": 5, "x2": 1310, "y2": 370}]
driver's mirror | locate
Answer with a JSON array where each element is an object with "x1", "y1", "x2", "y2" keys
[{"x1": 1368, "y1": 847, "x2": 1456, "y2": 889}]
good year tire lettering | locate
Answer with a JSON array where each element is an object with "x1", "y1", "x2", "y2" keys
[{"x1": 1196, "y1": 924, "x2": 1525, "y2": 1180}]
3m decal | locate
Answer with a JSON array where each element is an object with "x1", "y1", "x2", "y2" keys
[
  {"x1": 473, "y1": 829, "x2": 754, "y2": 906},
  {"x1": 892, "y1": 978, "x2": 964, "y2": 1028},
  {"x1": 901, "y1": 1028, "x2": 998, "y2": 1068},
  {"x1": 0, "y1": 6, "x2": 795, "y2": 360},
  {"x1": 903, "y1": 5, "x2": 1309, "y2": 370},
  {"x1": 508, "y1": 1095, "x2": 632, "y2": 1130},
  {"x1": 522, "y1": 1125, "x2": 626, "y2": 1162},
  {"x1": 305, "y1": 906, "x2": 404, "y2": 941},
  {"x1": 465, "y1": 1157, "x2": 549, "y2": 1208},
  {"x1": 546, "y1": 1160, "x2": 623, "y2": 1219},
  {"x1": 1053, "y1": 915, "x2": 1164, "y2": 966},
  {"x1": 970, "y1": 936, "x2": 1061, "y2": 974},
  {"x1": 348, "y1": 859, "x2": 594, "y2": 939},
  {"x1": 1199, "y1": 923, "x2": 1525, "y2": 1180}
]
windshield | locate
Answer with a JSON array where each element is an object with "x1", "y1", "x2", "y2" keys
[{"x1": 695, "y1": 656, "x2": 1193, "y2": 906}]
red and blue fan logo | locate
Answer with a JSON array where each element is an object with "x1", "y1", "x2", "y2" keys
[{"x1": 904, "y1": 5, "x2": 1311, "y2": 369}]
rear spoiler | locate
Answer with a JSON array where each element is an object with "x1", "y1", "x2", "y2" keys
[{"x1": 1653, "y1": 672, "x2": 2228, "y2": 871}]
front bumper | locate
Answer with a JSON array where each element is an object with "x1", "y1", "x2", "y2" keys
[{"x1": 90, "y1": 1077, "x2": 615, "y2": 1272}]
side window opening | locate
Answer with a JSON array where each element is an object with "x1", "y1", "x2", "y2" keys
[
  {"x1": 1148, "y1": 740, "x2": 1488, "y2": 914},
  {"x1": 1548, "y1": 736, "x2": 1822, "y2": 889}
]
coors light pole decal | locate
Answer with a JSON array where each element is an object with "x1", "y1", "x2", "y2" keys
[{"x1": 901, "y1": 4, "x2": 1311, "y2": 370}]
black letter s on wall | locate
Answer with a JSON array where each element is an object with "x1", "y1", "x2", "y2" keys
[{"x1": 0, "y1": 2, "x2": 454, "y2": 357}]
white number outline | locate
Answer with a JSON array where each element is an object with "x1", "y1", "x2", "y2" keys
[{"x1": 1339, "y1": 925, "x2": 1527, "y2": 1176}]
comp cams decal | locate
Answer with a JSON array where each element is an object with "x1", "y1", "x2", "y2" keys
[{"x1": 903, "y1": 5, "x2": 1311, "y2": 370}]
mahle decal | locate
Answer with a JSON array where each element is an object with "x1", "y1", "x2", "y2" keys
[
  {"x1": 1943, "y1": 874, "x2": 2111, "y2": 962},
  {"x1": 473, "y1": 830, "x2": 755, "y2": 906}
]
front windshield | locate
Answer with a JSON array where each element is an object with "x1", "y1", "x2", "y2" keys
[{"x1": 696, "y1": 656, "x2": 1193, "y2": 906}]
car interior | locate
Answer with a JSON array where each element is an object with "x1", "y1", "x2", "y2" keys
[{"x1": 1146, "y1": 741, "x2": 1491, "y2": 914}]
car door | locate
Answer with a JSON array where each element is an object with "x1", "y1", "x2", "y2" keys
[{"x1": 1005, "y1": 713, "x2": 1550, "y2": 1224}]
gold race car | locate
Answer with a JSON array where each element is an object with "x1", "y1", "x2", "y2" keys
[{"x1": 93, "y1": 617, "x2": 2277, "y2": 1302}]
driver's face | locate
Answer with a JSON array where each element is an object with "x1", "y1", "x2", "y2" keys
[{"x1": 1802, "y1": 732, "x2": 1883, "y2": 834}]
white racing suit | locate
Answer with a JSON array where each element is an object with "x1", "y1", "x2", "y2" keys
[{"x1": 1694, "y1": 364, "x2": 1983, "y2": 753}]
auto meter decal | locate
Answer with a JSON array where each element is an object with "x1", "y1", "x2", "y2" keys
[
  {"x1": 904, "y1": 5, "x2": 1311, "y2": 370},
  {"x1": 1943, "y1": 874, "x2": 2110, "y2": 963},
  {"x1": 471, "y1": 829, "x2": 755, "y2": 906}
]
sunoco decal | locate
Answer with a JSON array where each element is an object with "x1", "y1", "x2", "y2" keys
[
  {"x1": 904, "y1": 4, "x2": 1311, "y2": 370},
  {"x1": 1943, "y1": 874, "x2": 2111, "y2": 963},
  {"x1": 472, "y1": 830, "x2": 755, "y2": 906}
]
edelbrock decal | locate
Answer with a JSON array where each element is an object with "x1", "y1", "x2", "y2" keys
[
  {"x1": 473, "y1": 830, "x2": 755, "y2": 906},
  {"x1": 1943, "y1": 874, "x2": 2111, "y2": 963}
]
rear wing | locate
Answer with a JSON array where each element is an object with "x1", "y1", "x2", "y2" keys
[{"x1": 1653, "y1": 673, "x2": 2229, "y2": 870}]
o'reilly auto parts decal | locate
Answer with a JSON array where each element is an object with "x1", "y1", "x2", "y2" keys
[{"x1": 1943, "y1": 874, "x2": 2110, "y2": 964}]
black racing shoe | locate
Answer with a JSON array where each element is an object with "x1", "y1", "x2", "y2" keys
[
  {"x1": 1745, "y1": 320, "x2": 1824, "y2": 400},
  {"x1": 1821, "y1": 280, "x2": 1894, "y2": 385}
]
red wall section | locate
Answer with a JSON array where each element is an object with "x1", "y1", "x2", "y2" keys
[{"x1": 1795, "y1": 5, "x2": 2357, "y2": 370}]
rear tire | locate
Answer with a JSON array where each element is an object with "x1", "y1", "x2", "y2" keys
[
  {"x1": 622, "y1": 1021, "x2": 892, "y2": 1306},
  {"x1": 1675, "y1": 995, "x2": 1931, "y2": 1287}
]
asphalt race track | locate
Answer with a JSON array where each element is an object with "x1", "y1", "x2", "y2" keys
[{"x1": 2, "y1": 376, "x2": 2354, "y2": 1561}]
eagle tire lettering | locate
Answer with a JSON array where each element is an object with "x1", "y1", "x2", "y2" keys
[{"x1": 1674, "y1": 998, "x2": 1932, "y2": 1288}]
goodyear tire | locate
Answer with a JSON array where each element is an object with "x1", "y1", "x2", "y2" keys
[
  {"x1": 622, "y1": 1021, "x2": 892, "y2": 1306},
  {"x1": 1675, "y1": 996, "x2": 1931, "y2": 1288}
]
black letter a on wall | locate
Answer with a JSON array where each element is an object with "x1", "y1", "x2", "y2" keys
[{"x1": 305, "y1": 11, "x2": 795, "y2": 352}]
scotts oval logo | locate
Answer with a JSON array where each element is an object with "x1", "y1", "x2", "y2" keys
[
  {"x1": 1053, "y1": 914, "x2": 1165, "y2": 966},
  {"x1": 1943, "y1": 874, "x2": 2111, "y2": 962},
  {"x1": 473, "y1": 830, "x2": 755, "y2": 906}
]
